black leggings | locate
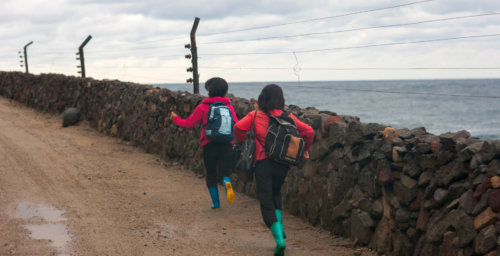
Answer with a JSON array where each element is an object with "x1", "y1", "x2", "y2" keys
[
  {"x1": 203, "y1": 142, "x2": 233, "y2": 188},
  {"x1": 255, "y1": 158, "x2": 289, "y2": 228}
]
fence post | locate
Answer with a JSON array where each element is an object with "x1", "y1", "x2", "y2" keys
[
  {"x1": 77, "y1": 35, "x2": 92, "y2": 78},
  {"x1": 23, "y1": 41, "x2": 33, "y2": 74},
  {"x1": 190, "y1": 17, "x2": 200, "y2": 94}
]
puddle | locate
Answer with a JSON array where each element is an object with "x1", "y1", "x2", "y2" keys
[
  {"x1": 25, "y1": 224, "x2": 72, "y2": 256},
  {"x1": 17, "y1": 203, "x2": 72, "y2": 256},
  {"x1": 18, "y1": 203, "x2": 35, "y2": 219},
  {"x1": 34, "y1": 206, "x2": 66, "y2": 222}
]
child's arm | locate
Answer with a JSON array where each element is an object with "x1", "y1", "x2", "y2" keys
[
  {"x1": 172, "y1": 105, "x2": 204, "y2": 129},
  {"x1": 234, "y1": 111, "x2": 256, "y2": 142}
]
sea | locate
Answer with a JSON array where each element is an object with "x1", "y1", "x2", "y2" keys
[{"x1": 157, "y1": 79, "x2": 500, "y2": 140}]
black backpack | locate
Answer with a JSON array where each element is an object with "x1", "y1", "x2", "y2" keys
[
  {"x1": 234, "y1": 111, "x2": 258, "y2": 182},
  {"x1": 262, "y1": 110, "x2": 305, "y2": 166}
]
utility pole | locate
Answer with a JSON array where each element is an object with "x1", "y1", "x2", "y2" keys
[
  {"x1": 188, "y1": 17, "x2": 200, "y2": 94},
  {"x1": 76, "y1": 35, "x2": 92, "y2": 78},
  {"x1": 23, "y1": 41, "x2": 33, "y2": 74}
]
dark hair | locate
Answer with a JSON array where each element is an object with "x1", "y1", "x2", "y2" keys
[
  {"x1": 257, "y1": 84, "x2": 285, "y2": 111},
  {"x1": 205, "y1": 77, "x2": 228, "y2": 98}
]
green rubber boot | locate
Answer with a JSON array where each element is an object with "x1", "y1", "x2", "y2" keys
[
  {"x1": 270, "y1": 222, "x2": 286, "y2": 256},
  {"x1": 275, "y1": 209, "x2": 287, "y2": 239}
]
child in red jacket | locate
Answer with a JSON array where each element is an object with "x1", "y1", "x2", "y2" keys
[
  {"x1": 234, "y1": 84, "x2": 313, "y2": 256},
  {"x1": 171, "y1": 77, "x2": 238, "y2": 210}
]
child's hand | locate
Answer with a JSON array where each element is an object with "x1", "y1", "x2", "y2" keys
[
  {"x1": 303, "y1": 151, "x2": 310, "y2": 159},
  {"x1": 170, "y1": 112, "x2": 178, "y2": 120}
]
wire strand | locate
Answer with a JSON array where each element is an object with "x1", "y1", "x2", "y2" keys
[
  {"x1": 241, "y1": 84, "x2": 500, "y2": 99},
  {"x1": 8, "y1": 12, "x2": 498, "y2": 54},
  {"x1": 198, "y1": 0, "x2": 433, "y2": 37},
  {"x1": 25, "y1": 63, "x2": 500, "y2": 70},
  {"x1": 201, "y1": 34, "x2": 500, "y2": 55},
  {"x1": 198, "y1": 13, "x2": 500, "y2": 45},
  {"x1": 86, "y1": 71, "x2": 184, "y2": 82},
  {"x1": 29, "y1": 66, "x2": 185, "y2": 82}
]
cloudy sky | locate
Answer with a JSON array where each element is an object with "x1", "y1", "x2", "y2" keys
[{"x1": 1, "y1": 0, "x2": 499, "y2": 84}]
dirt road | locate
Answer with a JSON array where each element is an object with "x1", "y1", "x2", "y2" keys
[{"x1": 0, "y1": 97, "x2": 362, "y2": 256}]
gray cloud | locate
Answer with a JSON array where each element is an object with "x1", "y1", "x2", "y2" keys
[{"x1": 1, "y1": 0, "x2": 499, "y2": 83}]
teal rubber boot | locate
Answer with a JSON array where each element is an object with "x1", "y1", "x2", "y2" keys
[
  {"x1": 270, "y1": 222, "x2": 286, "y2": 256},
  {"x1": 222, "y1": 177, "x2": 235, "y2": 204},
  {"x1": 275, "y1": 209, "x2": 287, "y2": 239},
  {"x1": 208, "y1": 187, "x2": 220, "y2": 210}
]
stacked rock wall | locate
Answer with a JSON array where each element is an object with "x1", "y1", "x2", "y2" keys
[{"x1": 1, "y1": 71, "x2": 500, "y2": 255}]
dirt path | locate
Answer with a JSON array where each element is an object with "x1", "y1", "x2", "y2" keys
[{"x1": 0, "y1": 97, "x2": 363, "y2": 256}]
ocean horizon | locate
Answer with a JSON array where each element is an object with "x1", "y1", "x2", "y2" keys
[{"x1": 157, "y1": 78, "x2": 500, "y2": 140}]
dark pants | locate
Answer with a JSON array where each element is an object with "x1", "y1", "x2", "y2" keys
[
  {"x1": 203, "y1": 142, "x2": 233, "y2": 188},
  {"x1": 255, "y1": 158, "x2": 289, "y2": 228}
]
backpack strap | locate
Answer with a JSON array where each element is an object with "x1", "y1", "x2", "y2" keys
[
  {"x1": 280, "y1": 111, "x2": 297, "y2": 126},
  {"x1": 248, "y1": 110, "x2": 258, "y2": 140}
]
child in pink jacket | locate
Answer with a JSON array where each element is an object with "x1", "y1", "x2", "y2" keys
[{"x1": 170, "y1": 77, "x2": 238, "y2": 210}]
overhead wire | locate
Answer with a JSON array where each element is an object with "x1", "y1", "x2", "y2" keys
[
  {"x1": 10, "y1": 12, "x2": 498, "y2": 54},
  {"x1": 29, "y1": 66, "x2": 185, "y2": 82},
  {"x1": 0, "y1": 0, "x2": 432, "y2": 52},
  {"x1": 240, "y1": 84, "x2": 500, "y2": 99},
  {"x1": 200, "y1": 34, "x2": 500, "y2": 55},
  {"x1": 86, "y1": 71, "x2": 185, "y2": 82},
  {"x1": 25, "y1": 63, "x2": 500, "y2": 70},
  {"x1": 84, "y1": 55, "x2": 185, "y2": 60},
  {"x1": 198, "y1": 13, "x2": 500, "y2": 45},
  {"x1": 197, "y1": 0, "x2": 434, "y2": 37}
]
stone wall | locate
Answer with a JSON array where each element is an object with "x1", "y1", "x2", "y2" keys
[{"x1": 1, "y1": 71, "x2": 500, "y2": 256}]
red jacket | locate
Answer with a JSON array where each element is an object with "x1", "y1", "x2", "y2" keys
[
  {"x1": 173, "y1": 96, "x2": 238, "y2": 148},
  {"x1": 234, "y1": 109, "x2": 314, "y2": 163}
]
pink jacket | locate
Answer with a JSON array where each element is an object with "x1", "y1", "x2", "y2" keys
[{"x1": 173, "y1": 96, "x2": 238, "y2": 148}]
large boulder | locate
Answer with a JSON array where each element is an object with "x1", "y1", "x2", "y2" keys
[
  {"x1": 345, "y1": 121, "x2": 365, "y2": 147},
  {"x1": 332, "y1": 199, "x2": 351, "y2": 220},
  {"x1": 458, "y1": 142, "x2": 484, "y2": 162},
  {"x1": 358, "y1": 165, "x2": 381, "y2": 198},
  {"x1": 455, "y1": 209, "x2": 477, "y2": 248},
  {"x1": 448, "y1": 179, "x2": 472, "y2": 201},
  {"x1": 434, "y1": 160, "x2": 466, "y2": 187},
  {"x1": 439, "y1": 231, "x2": 457, "y2": 256},
  {"x1": 376, "y1": 159, "x2": 394, "y2": 185},
  {"x1": 426, "y1": 208, "x2": 457, "y2": 244},
  {"x1": 473, "y1": 224, "x2": 497, "y2": 255},
  {"x1": 342, "y1": 164, "x2": 359, "y2": 190},
  {"x1": 481, "y1": 140, "x2": 500, "y2": 163},
  {"x1": 398, "y1": 174, "x2": 419, "y2": 206},
  {"x1": 350, "y1": 210, "x2": 375, "y2": 245},
  {"x1": 459, "y1": 190, "x2": 477, "y2": 215},
  {"x1": 488, "y1": 189, "x2": 500, "y2": 212},
  {"x1": 368, "y1": 216, "x2": 393, "y2": 253},
  {"x1": 439, "y1": 130, "x2": 471, "y2": 150},
  {"x1": 62, "y1": 107, "x2": 80, "y2": 127},
  {"x1": 474, "y1": 207, "x2": 499, "y2": 231},
  {"x1": 327, "y1": 122, "x2": 347, "y2": 148}
]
